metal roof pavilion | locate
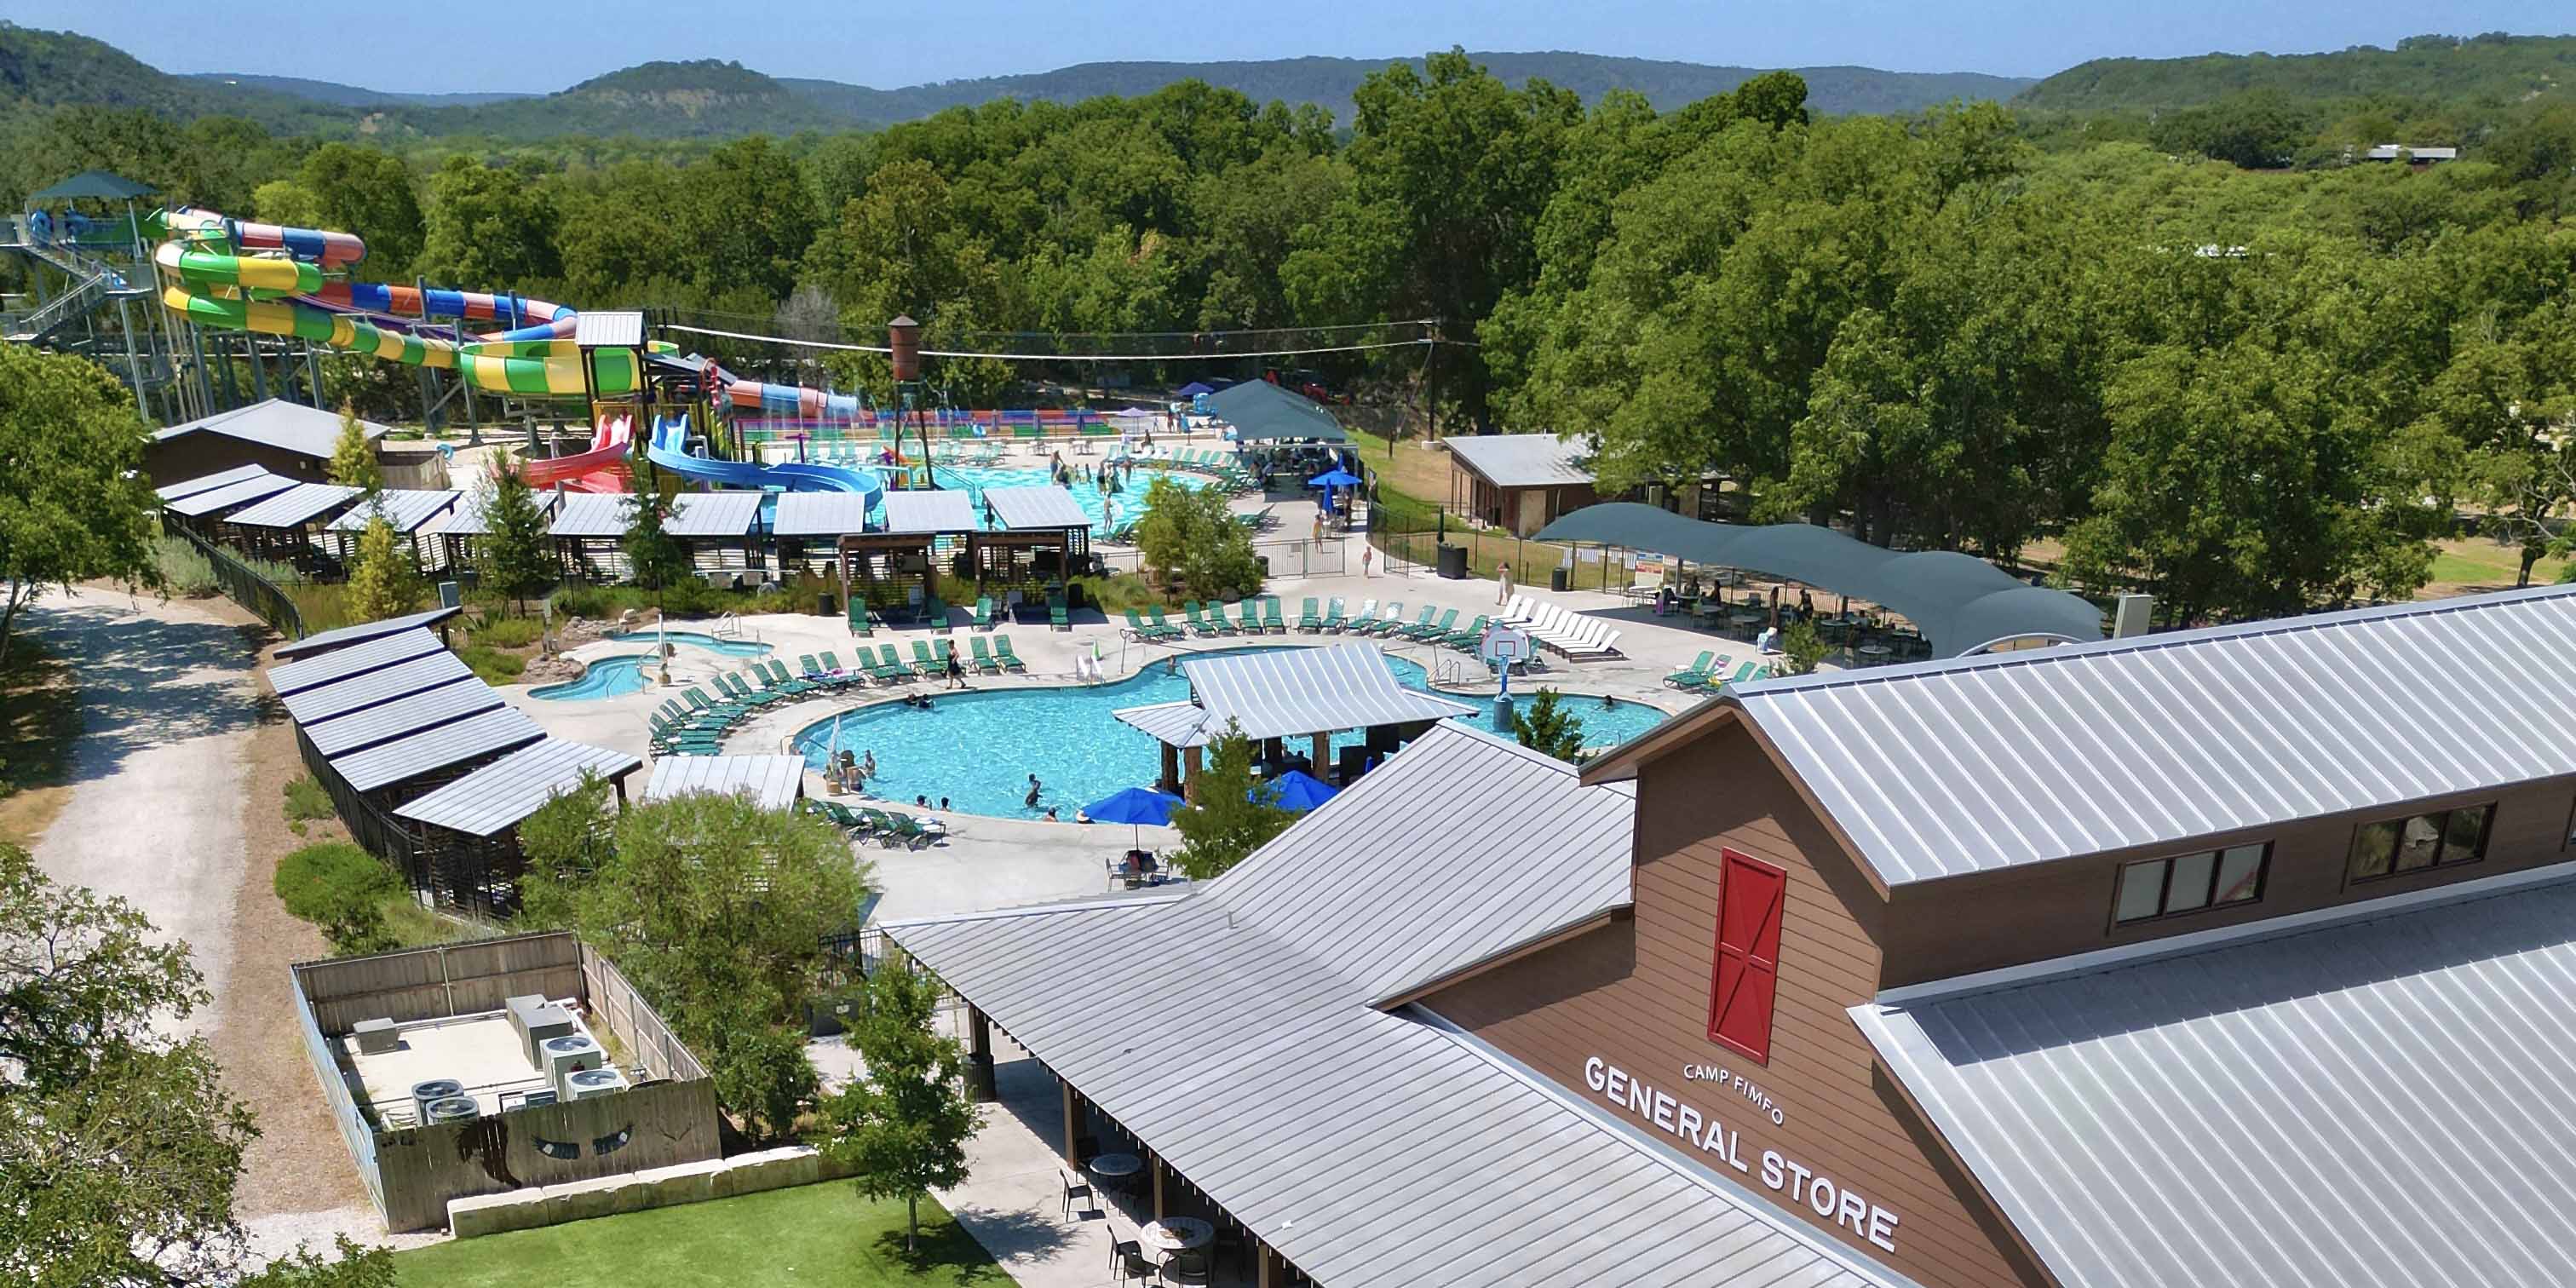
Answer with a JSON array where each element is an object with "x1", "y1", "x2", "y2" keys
[
  {"x1": 226, "y1": 482, "x2": 365, "y2": 530},
  {"x1": 664, "y1": 491, "x2": 763, "y2": 538},
  {"x1": 891, "y1": 725, "x2": 1906, "y2": 1288},
  {"x1": 152, "y1": 399, "x2": 393, "y2": 459},
  {"x1": 1112, "y1": 642, "x2": 1475, "y2": 747},
  {"x1": 1202, "y1": 379, "x2": 1346, "y2": 442},
  {"x1": 395, "y1": 739, "x2": 642, "y2": 837},
  {"x1": 155, "y1": 463, "x2": 273, "y2": 503},
  {"x1": 329, "y1": 705, "x2": 544, "y2": 794},
  {"x1": 771, "y1": 492, "x2": 876, "y2": 538},
  {"x1": 1537, "y1": 503, "x2": 2104, "y2": 658},
  {"x1": 30, "y1": 170, "x2": 155, "y2": 201},
  {"x1": 642, "y1": 755, "x2": 807, "y2": 812},
  {"x1": 162, "y1": 471, "x2": 300, "y2": 518},
  {"x1": 440, "y1": 486, "x2": 561, "y2": 536},
  {"x1": 277, "y1": 650, "x2": 476, "y2": 726},
  {"x1": 271, "y1": 607, "x2": 463, "y2": 662},
  {"x1": 548, "y1": 492, "x2": 631, "y2": 538},
  {"x1": 1443, "y1": 434, "x2": 1594, "y2": 488},
  {"x1": 328, "y1": 489, "x2": 461, "y2": 534},
  {"x1": 879, "y1": 490, "x2": 979, "y2": 536},
  {"x1": 1722, "y1": 583, "x2": 2576, "y2": 888},
  {"x1": 572, "y1": 310, "x2": 646, "y2": 348},
  {"x1": 270, "y1": 627, "x2": 449, "y2": 694},
  {"x1": 981, "y1": 485, "x2": 1089, "y2": 532},
  {"x1": 1853, "y1": 864, "x2": 2576, "y2": 1288},
  {"x1": 302, "y1": 679, "x2": 503, "y2": 758}
]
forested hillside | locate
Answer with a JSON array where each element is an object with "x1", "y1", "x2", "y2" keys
[
  {"x1": 2022, "y1": 32, "x2": 2575, "y2": 110},
  {"x1": 3, "y1": 36, "x2": 2573, "y2": 624}
]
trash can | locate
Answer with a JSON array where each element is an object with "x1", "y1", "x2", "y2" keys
[
  {"x1": 816, "y1": 591, "x2": 837, "y2": 618},
  {"x1": 1550, "y1": 566, "x2": 1571, "y2": 592},
  {"x1": 1437, "y1": 543, "x2": 1469, "y2": 580}
]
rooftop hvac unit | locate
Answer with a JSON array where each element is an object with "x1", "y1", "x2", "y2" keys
[
  {"x1": 560, "y1": 1067, "x2": 628, "y2": 1101},
  {"x1": 409, "y1": 1078, "x2": 463, "y2": 1125},
  {"x1": 541, "y1": 1033, "x2": 604, "y2": 1084},
  {"x1": 423, "y1": 1095, "x2": 481, "y2": 1125}
]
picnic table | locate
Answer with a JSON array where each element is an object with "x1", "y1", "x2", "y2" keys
[{"x1": 1141, "y1": 1217, "x2": 1214, "y2": 1255}]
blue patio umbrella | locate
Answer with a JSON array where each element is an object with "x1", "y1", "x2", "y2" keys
[
  {"x1": 1258, "y1": 768, "x2": 1338, "y2": 812},
  {"x1": 1086, "y1": 785, "x2": 1187, "y2": 847},
  {"x1": 1176, "y1": 381, "x2": 1216, "y2": 397},
  {"x1": 1308, "y1": 469, "x2": 1364, "y2": 488}
]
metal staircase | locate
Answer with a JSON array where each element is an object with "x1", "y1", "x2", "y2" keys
[{"x1": 2, "y1": 220, "x2": 146, "y2": 345}]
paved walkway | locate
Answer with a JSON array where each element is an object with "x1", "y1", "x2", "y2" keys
[{"x1": 26, "y1": 590, "x2": 266, "y2": 1040}]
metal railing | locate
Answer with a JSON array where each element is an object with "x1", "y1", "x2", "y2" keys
[{"x1": 170, "y1": 524, "x2": 306, "y2": 639}]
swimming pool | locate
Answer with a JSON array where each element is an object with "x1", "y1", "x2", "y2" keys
[
  {"x1": 907, "y1": 463, "x2": 1210, "y2": 538},
  {"x1": 791, "y1": 647, "x2": 1672, "y2": 818},
  {"x1": 531, "y1": 653, "x2": 654, "y2": 700},
  {"x1": 605, "y1": 630, "x2": 775, "y2": 658}
]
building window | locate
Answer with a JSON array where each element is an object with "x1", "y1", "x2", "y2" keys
[
  {"x1": 1708, "y1": 848, "x2": 1786, "y2": 1065},
  {"x1": 2112, "y1": 843, "x2": 2269, "y2": 926},
  {"x1": 2349, "y1": 803, "x2": 2493, "y2": 883}
]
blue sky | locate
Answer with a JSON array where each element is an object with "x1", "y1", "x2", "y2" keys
[{"x1": 51, "y1": 1, "x2": 2575, "y2": 93}]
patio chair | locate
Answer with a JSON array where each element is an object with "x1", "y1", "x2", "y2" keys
[
  {"x1": 1113, "y1": 1239, "x2": 1154, "y2": 1285},
  {"x1": 1665, "y1": 650, "x2": 1717, "y2": 689},
  {"x1": 681, "y1": 687, "x2": 746, "y2": 722},
  {"x1": 992, "y1": 635, "x2": 1029, "y2": 672},
  {"x1": 1560, "y1": 629, "x2": 1622, "y2": 661},
  {"x1": 968, "y1": 635, "x2": 1002, "y2": 674},
  {"x1": 1147, "y1": 606, "x2": 1185, "y2": 640},
  {"x1": 1390, "y1": 604, "x2": 1436, "y2": 640},
  {"x1": 1181, "y1": 601, "x2": 1218, "y2": 636},
  {"x1": 879, "y1": 810, "x2": 946, "y2": 849},
  {"x1": 934, "y1": 637, "x2": 962, "y2": 676},
  {"x1": 1417, "y1": 607, "x2": 1461, "y2": 641},
  {"x1": 922, "y1": 597, "x2": 949, "y2": 628},
  {"x1": 1061, "y1": 1170, "x2": 1094, "y2": 1222},
  {"x1": 1320, "y1": 597, "x2": 1348, "y2": 632},
  {"x1": 1445, "y1": 614, "x2": 1491, "y2": 650},
  {"x1": 1297, "y1": 597, "x2": 1323, "y2": 632},
  {"x1": 977, "y1": 595, "x2": 999, "y2": 630},
  {"x1": 871, "y1": 644, "x2": 911, "y2": 683},
  {"x1": 1262, "y1": 596, "x2": 1286, "y2": 633},
  {"x1": 1122, "y1": 607, "x2": 1153, "y2": 641},
  {"x1": 813, "y1": 652, "x2": 857, "y2": 688},
  {"x1": 763, "y1": 659, "x2": 822, "y2": 697},
  {"x1": 1360, "y1": 602, "x2": 1405, "y2": 636},
  {"x1": 1049, "y1": 592, "x2": 1070, "y2": 631},
  {"x1": 715, "y1": 672, "x2": 774, "y2": 709},
  {"x1": 1338, "y1": 598, "x2": 1375, "y2": 635},
  {"x1": 908, "y1": 640, "x2": 943, "y2": 678}
]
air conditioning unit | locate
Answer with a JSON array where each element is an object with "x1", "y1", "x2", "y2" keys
[
  {"x1": 560, "y1": 1067, "x2": 628, "y2": 1101},
  {"x1": 423, "y1": 1095, "x2": 481, "y2": 1125},
  {"x1": 409, "y1": 1078, "x2": 463, "y2": 1125},
  {"x1": 541, "y1": 1033, "x2": 604, "y2": 1084}
]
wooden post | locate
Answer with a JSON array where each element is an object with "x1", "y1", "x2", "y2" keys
[
  {"x1": 1160, "y1": 743, "x2": 1181, "y2": 794},
  {"x1": 1182, "y1": 745, "x2": 1203, "y2": 799},
  {"x1": 1309, "y1": 732, "x2": 1329, "y2": 772},
  {"x1": 1256, "y1": 1240, "x2": 1277, "y2": 1288},
  {"x1": 965, "y1": 1006, "x2": 996, "y2": 1102},
  {"x1": 1152, "y1": 1153, "x2": 1167, "y2": 1218},
  {"x1": 1060, "y1": 1078, "x2": 1081, "y2": 1164}
]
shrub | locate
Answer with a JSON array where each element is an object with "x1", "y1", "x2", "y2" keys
[
  {"x1": 153, "y1": 535, "x2": 220, "y2": 597},
  {"x1": 1132, "y1": 477, "x2": 1261, "y2": 601},
  {"x1": 1067, "y1": 572, "x2": 1170, "y2": 615},
  {"x1": 274, "y1": 842, "x2": 400, "y2": 955},
  {"x1": 455, "y1": 643, "x2": 525, "y2": 685},
  {"x1": 468, "y1": 614, "x2": 543, "y2": 649},
  {"x1": 281, "y1": 775, "x2": 336, "y2": 836}
]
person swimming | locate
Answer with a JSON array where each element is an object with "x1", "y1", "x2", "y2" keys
[{"x1": 1025, "y1": 773, "x2": 1043, "y2": 808}]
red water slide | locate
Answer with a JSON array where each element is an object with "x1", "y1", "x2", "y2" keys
[{"x1": 520, "y1": 416, "x2": 633, "y2": 493}]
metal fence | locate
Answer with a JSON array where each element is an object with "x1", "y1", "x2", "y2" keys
[
  {"x1": 1365, "y1": 500, "x2": 1641, "y2": 592},
  {"x1": 1099, "y1": 536, "x2": 1346, "y2": 580},
  {"x1": 171, "y1": 522, "x2": 306, "y2": 638}
]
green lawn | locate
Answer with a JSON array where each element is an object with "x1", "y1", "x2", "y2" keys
[{"x1": 393, "y1": 1183, "x2": 1009, "y2": 1288}]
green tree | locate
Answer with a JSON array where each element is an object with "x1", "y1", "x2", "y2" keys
[
  {"x1": 473, "y1": 455, "x2": 555, "y2": 614},
  {"x1": 1131, "y1": 476, "x2": 1259, "y2": 601},
  {"x1": 1777, "y1": 619, "x2": 1828, "y2": 676},
  {"x1": 417, "y1": 155, "x2": 561, "y2": 287},
  {"x1": 812, "y1": 959, "x2": 980, "y2": 1253},
  {"x1": 0, "y1": 843, "x2": 393, "y2": 1288},
  {"x1": 0, "y1": 346, "x2": 162, "y2": 670},
  {"x1": 621, "y1": 484, "x2": 693, "y2": 618},
  {"x1": 1509, "y1": 688, "x2": 1589, "y2": 763},
  {"x1": 325, "y1": 400, "x2": 378, "y2": 493},
  {"x1": 1167, "y1": 726, "x2": 1295, "y2": 880},
  {"x1": 297, "y1": 144, "x2": 424, "y2": 276},
  {"x1": 273, "y1": 842, "x2": 398, "y2": 956},
  {"x1": 342, "y1": 514, "x2": 423, "y2": 624},
  {"x1": 518, "y1": 790, "x2": 873, "y2": 1141}
]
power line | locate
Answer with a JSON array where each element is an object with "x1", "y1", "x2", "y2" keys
[{"x1": 661, "y1": 323, "x2": 1434, "y2": 362}]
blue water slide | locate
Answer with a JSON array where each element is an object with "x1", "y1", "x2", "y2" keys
[{"x1": 642, "y1": 415, "x2": 884, "y2": 499}]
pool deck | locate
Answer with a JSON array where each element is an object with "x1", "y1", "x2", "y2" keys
[{"x1": 501, "y1": 484, "x2": 1795, "y2": 926}]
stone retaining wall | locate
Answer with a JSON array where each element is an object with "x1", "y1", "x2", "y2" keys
[{"x1": 445, "y1": 1145, "x2": 855, "y2": 1238}]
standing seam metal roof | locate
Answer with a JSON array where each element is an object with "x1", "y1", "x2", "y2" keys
[
  {"x1": 394, "y1": 739, "x2": 643, "y2": 837},
  {"x1": 151, "y1": 399, "x2": 392, "y2": 458},
  {"x1": 1443, "y1": 434, "x2": 1595, "y2": 488},
  {"x1": 162, "y1": 472, "x2": 301, "y2": 517},
  {"x1": 548, "y1": 492, "x2": 631, "y2": 538},
  {"x1": 155, "y1": 463, "x2": 273, "y2": 502},
  {"x1": 664, "y1": 491, "x2": 764, "y2": 538},
  {"x1": 891, "y1": 724, "x2": 1901, "y2": 1288},
  {"x1": 269, "y1": 627, "x2": 446, "y2": 693},
  {"x1": 1852, "y1": 867, "x2": 2576, "y2": 1288},
  {"x1": 572, "y1": 311, "x2": 645, "y2": 348},
  {"x1": 771, "y1": 492, "x2": 876, "y2": 537},
  {"x1": 641, "y1": 755, "x2": 807, "y2": 810},
  {"x1": 1113, "y1": 643, "x2": 1476, "y2": 747},
  {"x1": 879, "y1": 490, "x2": 979, "y2": 535},
  {"x1": 302, "y1": 678, "x2": 503, "y2": 758},
  {"x1": 982, "y1": 485, "x2": 1090, "y2": 532},
  {"x1": 277, "y1": 650, "x2": 476, "y2": 726},
  {"x1": 1735, "y1": 584, "x2": 2576, "y2": 887},
  {"x1": 328, "y1": 705, "x2": 543, "y2": 793},
  {"x1": 269, "y1": 607, "x2": 463, "y2": 661},
  {"x1": 440, "y1": 486, "x2": 561, "y2": 536},
  {"x1": 326, "y1": 489, "x2": 462, "y2": 534},
  {"x1": 226, "y1": 482, "x2": 365, "y2": 530}
]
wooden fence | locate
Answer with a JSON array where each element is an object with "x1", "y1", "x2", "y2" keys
[
  {"x1": 290, "y1": 969, "x2": 384, "y2": 1214},
  {"x1": 374, "y1": 1076, "x2": 721, "y2": 1233},
  {"x1": 579, "y1": 942, "x2": 707, "y2": 1083},
  {"x1": 296, "y1": 931, "x2": 584, "y2": 1034}
]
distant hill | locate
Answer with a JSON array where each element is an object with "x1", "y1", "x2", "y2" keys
[
  {"x1": 2020, "y1": 32, "x2": 2576, "y2": 110},
  {"x1": 0, "y1": 20, "x2": 337, "y2": 130},
  {"x1": 182, "y1": 72, "x2": 531, "y2": 109},
  {"x1": 404, "y1": 60, "x2": 854, "y2": 141}
]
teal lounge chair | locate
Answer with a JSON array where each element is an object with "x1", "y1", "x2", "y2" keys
[
  {"x1": 992, "y1": 635, "x2": 1028, "y2": 672},
  {"x1": 968, "y1": 636, "x2": 1001, "y2": 674},
  {"x1": 1147, "y1": 607, "x2": 1184, "y2": 640},
  {"x1": 1665, "y1": 651, "x2": 1716, "y2": 689},
  {"x1": 1446, "y1": 614, "x2": 1491, "y2": 650},
  {"x1": 1408, "y1": 607, "x2": 1458, "y2": 642},
  {"x1": 909, "y1": 640, "x2": 943, "y2": 678},
  {"x1": 1320, "y1": 598, "x2": 1348, "y2": 632},
  {"x1": 762, "y1": 659, "x2": 821, "y2": 698},
  {"x1": 1297, "y1": 597, "x2": 1323, "y2": 632},
  {"x1": 871, "y1": 643, "x2": 911, "y2": 682},
  {"x1": 1049, "y1": 593, "x2": 1069, "y2": 631},
  {"x1": 1232, "y1": 600, "x2": 1262, "y2": 635},
  {"x1": 1262, "y1": 596, "x2": 1286, "y2": 634},
  {"x1": 1393, "y1": 605, "x2": 1438, "y2": 640},
  {"x1": 972, "y1": 595, "x2": 993, "y2": 630}
]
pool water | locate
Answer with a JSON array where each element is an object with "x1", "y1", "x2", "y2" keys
[
  {"x1": 897, "y1": 463, "x2": 1210, "y2": 538},
  {"x1": 532, "y1": 653, "x2": 653, "y2": 700},
  {"x1": 605, "y1": 630, "x2": 775, "y2": 658},
  {"x1": 791, "y1": 647, "x2": 1672, "y2": 818}
]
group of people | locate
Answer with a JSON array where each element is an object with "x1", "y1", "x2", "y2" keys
[{"x1": 831, "y1": 748, "x2": 878, "y2": 794}]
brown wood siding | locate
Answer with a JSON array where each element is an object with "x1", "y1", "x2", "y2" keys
[
  {"x1": 144, "y1": 435, "x2": 329, "y2": 490},
  {"x1": 1878, "y1": 777, "x2": 2576, "y2": 987},
  {"x1": 373, "y1": 1077, "x2": 722, "y2": 1232},
  {"x1": 1424, "y1": 722, "x2": 2044, "y2": 1288}
]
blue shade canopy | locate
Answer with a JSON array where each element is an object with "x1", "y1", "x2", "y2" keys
[
  {"x1": 1087, "y1": 786, "x2": 1185, "y2": 825},
  {"x1": 1308, "y1": 469, "x2": 1364, "y2": 488},
  {"x1": 1176, "y1": 382, "x2": 1216, "y2": 397},
  {"x1": 1261, "y1": 769, "x2": 1338, "y2": 812}
]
